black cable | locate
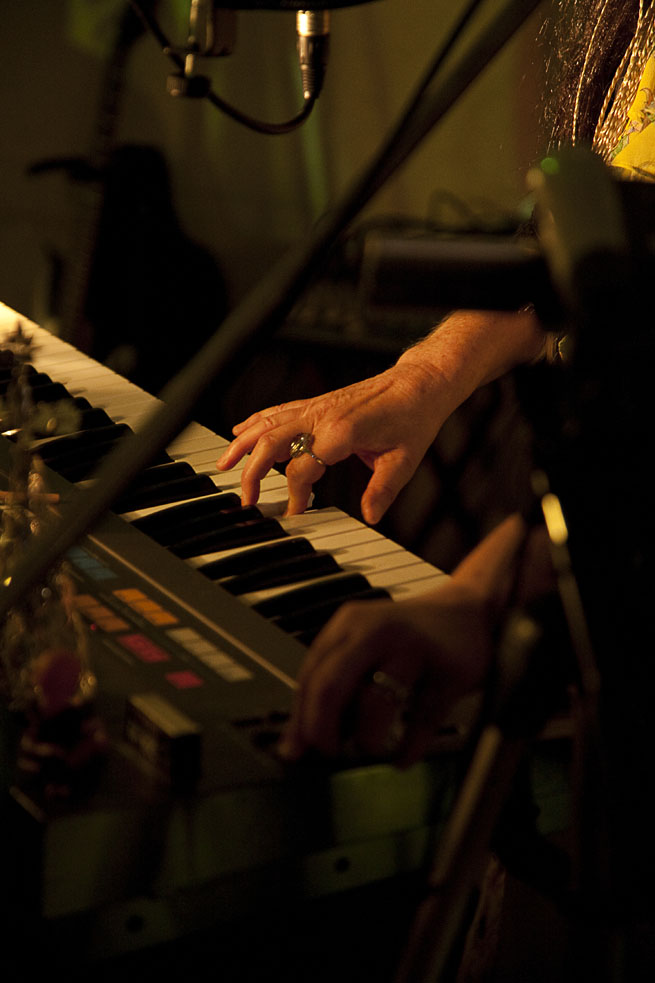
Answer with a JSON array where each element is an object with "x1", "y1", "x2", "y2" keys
[
  {"x1": 129, "y1": 0, "x2": 487, "y2": 136},
  {"x1": 127, "y1": 0, "x2": 316, "y2": 134},
  {"x1": 0, "y1": 0, "x2": 544, "y2": 623}
]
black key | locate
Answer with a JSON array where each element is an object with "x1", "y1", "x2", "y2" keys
[
  {"x1": 76, "y1": 406, "x2": 115, "y2": 430},
  {"x1": 270, "y1": 588, "x2": 390, "y2": 636},
  {"x1": 253, "y1": 572, "x2": 375, "y2": 619},
  {"x1": 46, "y1": 395, "x2": 110, "y2": 426},
  {"x1": 132, "y1": 501, "x2": 259, "y2": 548},
  {"x1": 0, "y1": 388, "x2": 109, "y2": 437},
  {"x1": 35, "y1": 424, "x2": 171, "y2": 482},
  {"x1": 35, "y1": 423, "x2": 133, "y2": 463},
  {"x1": 222, "y1": 551, "x2": 342, "y2": 595},
  {"x1": 44, "y1": 439, "x2": 129, "y2": 481},
  {"x1": 23, "y1": 381, "x2": 72, "y2": 403},
  {"x1": 119, "y1": 459, "x2": 196, "y2": 494},
  {"x1": 130, "y1": 492, "x2": 242, "y2": 539},
  {"x1": 0, "y1": 349, "x2": 17, "y2": 373},
  {"x1": 112, "y1": 471, "x2": 218, "y2": 513},
  {"x1": 36, "y1": 426, "x2": 138, "y2": 482},
  {"x1": 0, "y1": 369, "x2": 52, "y2": 395},
  {"x1": 197, "y1": 537, "x2": 315, "y2": 580},
  {"x1": 171, "y1": 517, "x2": 286, "y2": 557}
]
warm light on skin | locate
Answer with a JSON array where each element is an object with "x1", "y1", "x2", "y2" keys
[{"x1": 541, "y1": 491, "x2": 569, "y2": 546}]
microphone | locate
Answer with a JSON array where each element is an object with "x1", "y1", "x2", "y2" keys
[
  {"x1": 296, "y1": 10, "x2": 330, "y2": 100},
  {"x1": 133, "y1": 0, "x2": 380, "y2": 127},
  {"x1": 180, "y1": 4, "x2": 335, "y2": 101}
]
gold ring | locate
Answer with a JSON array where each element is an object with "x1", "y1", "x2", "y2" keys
[
  {"x1": 370, "y1": 670, "x2": 411, "y2": 704},
  {"x1": 289, "y1": 432, "x2": 327, "y2": 467}
]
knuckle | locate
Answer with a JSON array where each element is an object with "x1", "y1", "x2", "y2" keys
[
  {"x1": 256, "y1": 430, "x2": 282, "y2": 456},
  {"x1": 322, "y1": 416, "x2": 353, "y2": 448}
]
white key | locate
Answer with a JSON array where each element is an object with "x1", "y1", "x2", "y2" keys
[{"x1": 1, "y1": 310, "x2": 448, "y2": 611}]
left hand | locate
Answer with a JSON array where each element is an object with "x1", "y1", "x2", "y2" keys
[
  {"x1": 278, "y1": 582, "x2": 493, "y2": 768},
  {"x1": 278, "y1": 514, "x2": 534, "y2": 767}
]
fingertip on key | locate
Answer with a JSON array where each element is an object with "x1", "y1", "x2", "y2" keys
[{"x1": 361, "y1": 502, "x2": 381, "y2": 526}]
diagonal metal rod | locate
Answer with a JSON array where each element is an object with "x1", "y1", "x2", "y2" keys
[{"x1": 0, "y1": 0, "x2": 543, "y2": 621}]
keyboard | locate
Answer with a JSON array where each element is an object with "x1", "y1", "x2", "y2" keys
[{"x1": 0, "y1": 303, "x2": 461, "y2": 964}]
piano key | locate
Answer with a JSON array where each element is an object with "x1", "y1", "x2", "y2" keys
[
  {"x1": 269, "y1": 587, "x2": 391, "y2": 638},
  {"x1": 196, "y1": 537, "x2": 315, "y2": 580},
  {"x1": 184, "y1": 507, "x2": 443, "y2": 604},
  {"x1": 222, "y1": 551, "x2": 342, "y2": 595},
  {"x1": 33, "y1": 423, "x2": 133, "y2": 460},
  {"x1": 251, "y1": 571, "x2": 383, "y2": 619},
  {"x1": 0, "y1": 369, "x2": 52, "y2": 392},
  {"x1": 132, "y1": 489, "x2": 242, "y2": 524},
  {"x1": 68, "y1": 405, "x2": 115, "y2": 430},
  {"x1": 130, "y1": 495, "x2": 252, "y2": 545},
  {"x1": 182, "y1": 510, "x2": 364, "y2": 571},
  {"x1": 15, "y1": 328, "x2": 233, "y2": 480},
  {"x1": 1, "y1": 307, "x2": 449, "y2": 656},
  {"x1": 45, "y1": 446, "x2": 128, "y2": 483},
  {"x1": 20, "y1": 381, "x2": 74, "y2": 404},
  {"x1": 118, "y1": 471, "x2": 289, "y2": 523},
  {"x1": 171, "y1": 516, "x2": 287, "y2": 558},
  {"x1": 111, "y1": 468, "x2": 219, "y2": 513},
  {"x1": 238, "y1": 550, "x2": 436, "y2": 609}
]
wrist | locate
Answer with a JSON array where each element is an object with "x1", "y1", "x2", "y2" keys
[{"x1": 398, "y1": 308, "x2": 548, "y2": 400}]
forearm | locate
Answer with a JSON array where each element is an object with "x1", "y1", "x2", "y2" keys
[
  {"x1": 396, "y1": 309, "x2": 546, "y2": 416},
  {"x1": 453, "y1": 513, "x2": 556, "y2": 620}
]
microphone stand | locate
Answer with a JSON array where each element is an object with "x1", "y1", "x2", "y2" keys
[
  {"x1": 395, "y1": 148, "x2": 654, "y2": 982},
  {"x1": 395, "y1": 594, "x2": 575, "y2": 983},
  {"x1": 0, "y1": 0, "x2": 543, "y2": 623}
]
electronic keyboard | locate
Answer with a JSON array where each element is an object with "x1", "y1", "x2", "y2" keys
[{"x1": 1, "y1": 303, "x2": 464, "y2": 965}]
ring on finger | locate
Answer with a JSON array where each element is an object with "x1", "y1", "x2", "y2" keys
[
  {"x1": 289, "y1": 432, "x2": 327, "y2": 467},
  {"x1": 370, "y1": 670, "x2": 411, "y2": 705}
]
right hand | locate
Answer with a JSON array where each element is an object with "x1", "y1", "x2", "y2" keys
[
  {"x1": 216, "y1": 309, "x2": 544, "y2": 523},
  {"x1": 216, "y1": 359, "x2": 452, "y2": 524}
]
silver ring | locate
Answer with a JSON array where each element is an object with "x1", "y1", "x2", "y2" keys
[
  {"x1": 370, "y1": 670, "x2": 410, "y2": 705},
  {"x1": 289, "y1": 432, "x2": 327, "y2": 467}
]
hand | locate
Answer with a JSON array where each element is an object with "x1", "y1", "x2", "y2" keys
[
  {"x1": 216, "y1": 310, "x2": 545, "y2": 524},
  {"x1": 216, "y1": 359, "x2": 452, "y2": 524},
  {"x1": 278, "y1": 514, "x2": 531, "y2": 767},
  {"x1": 278, "y1": 583, "x2": 493, "y2": 768}
]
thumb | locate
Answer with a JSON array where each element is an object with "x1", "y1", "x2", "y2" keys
[{"x1": 360, "y1": 454, "x2": 414, "y2": 525}]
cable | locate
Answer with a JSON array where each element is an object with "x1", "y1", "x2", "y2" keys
[
  {"x1": 0, "y1": 0, "x2": 545, "y2": 624},
  {"x1": 128, "y1": 0, "x2": 317, "y2": 134}
]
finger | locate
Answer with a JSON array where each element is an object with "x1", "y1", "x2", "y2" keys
[
  {"x1": 219, "y1": 404, "x2": 319, "y2": 470},
  {"x1": 216, "y1": 425, "x2": 267, "y2": 471},
  {"x1": 239, "y1": 424, "x2": 306, "y2": 505},
  {"x1": 276, "y1": 624, "x2": 354, "y2": 761},
  {"x1": 282, "y1": 616, "x2": 357, "y2": 758},
  {"x1": 217, "y1": 411, "x2": 304, "y2": 470},
  {"x1": 295, "y1": 604, "x2": 404, "y2": 756},
  {"x1": 284, "y1": 456, "x2": 326, "y2": 515},
  {"x1": 231, "y1": 398, "x2": 313, "y2": 436},
  {"x1": 360, "y1": 453, "x2": 416, "y2": 525},
  {"x1": 294, "y1": 603, "x2": 356, "y2": 685}
]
